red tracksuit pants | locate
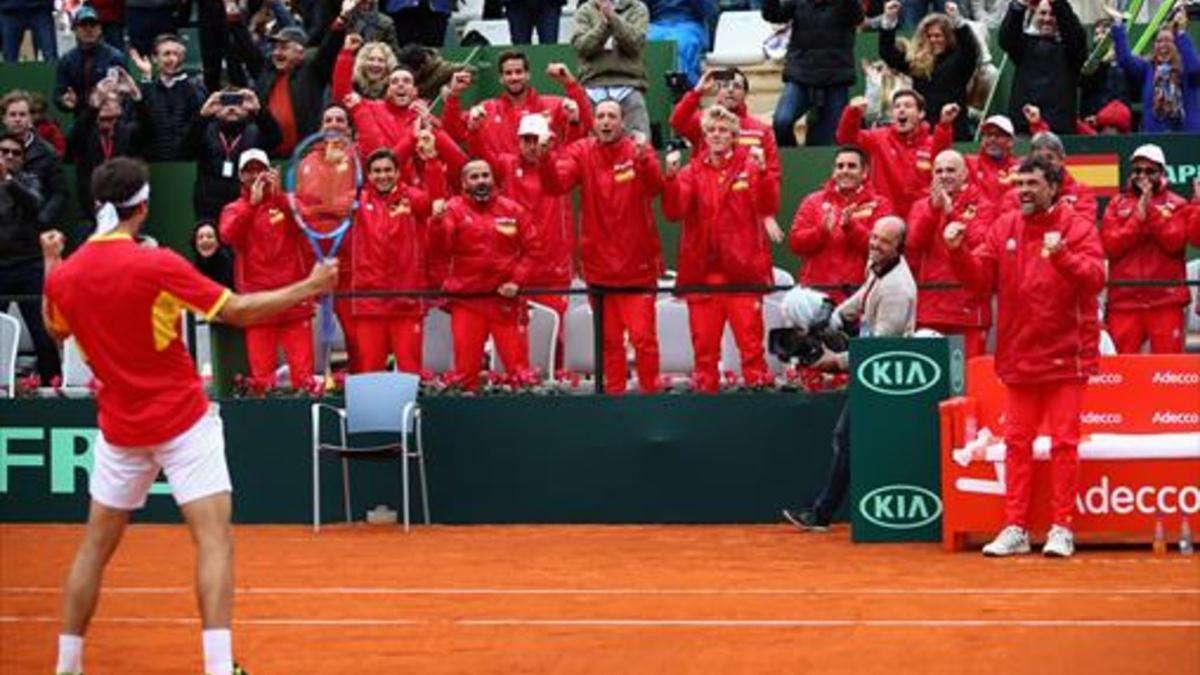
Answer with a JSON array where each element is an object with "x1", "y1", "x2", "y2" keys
[
  {"x1": 355, "y1": 315, "x2": 423, "y2": 374},
  {"x1": 244, "y1": 318, "x2": 314, "y2": 389},
  {"x1": 1106, "y1": 306, "x2": 1185, "y2": 354},
  {"x1": 450, "y1": 302, "x2": 529, "y2": 391},
  {"x1": 687, "y1": 294, "x2": 768, "y2": 392},
  {"x1": 334, "y1": 299, "x2": 360, "y2": 373},
  {"x1": 594, "y1": 293, "x2": 659, "y2": 394},
  {"x1": 920, "y1": 323, "x2": 987, "y2": 359},
  {"x1": 1002, "y1": 379, "x2": 1084, "y2": 529}
]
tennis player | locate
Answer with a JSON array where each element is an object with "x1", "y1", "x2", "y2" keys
[{"x1": 43, "y1": 158, "x2": 338, "y2": 675}]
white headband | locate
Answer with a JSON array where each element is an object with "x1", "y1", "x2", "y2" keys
[{"x1": 95, "y1": 183, "x2": 150, "y2": 235}]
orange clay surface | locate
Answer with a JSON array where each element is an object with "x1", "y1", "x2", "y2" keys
[{"x1": 2, "y1": 524, "x2": 1198, "y2": 674}]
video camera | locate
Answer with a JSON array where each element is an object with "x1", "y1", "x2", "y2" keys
[{"x1": 768, "y1": 287, "x2": 854, "y2": 367}]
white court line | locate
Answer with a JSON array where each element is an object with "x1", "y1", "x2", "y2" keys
[
  {"x1": 1, "y1": 616, "x2": 1196, "y2": 629},
  {"x1": 3, "y1": 586, "x2": 1199, "y2": 596}
]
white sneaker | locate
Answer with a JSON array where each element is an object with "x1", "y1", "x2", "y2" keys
[
  {"x1": 982, "y1": 525, "x2": 1031, "y2": 557},
  {"x1": 1042, "y1": 525, "x2": 1075, "y2": 558}
]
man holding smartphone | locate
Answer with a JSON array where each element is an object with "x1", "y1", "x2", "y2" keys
[
  {"x1": 52, "y1": 6, "x2": 125, "y2": 115},
  {"x1": 188, "y1": 88, "x2": 282, "y2": 220}
]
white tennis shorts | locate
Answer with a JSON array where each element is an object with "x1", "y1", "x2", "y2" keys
[{"x1": 90, "y1": 404, "x2": 232, "y2": 510}]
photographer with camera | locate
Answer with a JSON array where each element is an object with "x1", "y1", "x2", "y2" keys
[
  {"x1": 781, "y1": 215, "x2": 916, "y2": 532},
  {"x1": 187, "y1": 88, "x2": 282, "y2": 220}
]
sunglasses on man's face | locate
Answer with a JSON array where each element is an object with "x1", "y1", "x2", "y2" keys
[
  {"x1": 1130, "y1": 167, "x2": 1161, "y2": 176},
  {"x1": 0, "y1": 146, "x2": 23, "y2": 157}
]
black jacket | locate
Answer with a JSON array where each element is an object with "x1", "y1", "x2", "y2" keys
[
  {"x1": 1079, "y1": 59, "x2": 1135, "y2": 119},
  {"x1": 21, "y1": 133, "x2": 67, "y2": 227},
  {"x1": 52, "y1": 42, "x2": 126, "y2": 113},
  {"x1": 999, "y1": 0, "x2": 1087, "y2": 135},
  {"x1": 138, "y1": 74, "x2": 208, "y2": 161},
  {"x1": 0, "y1": 171, "x2": 45, "y2": 267},
  {"x1": 186, "y1": 111, "x2": 282, "y2": 220},
  {"x1": 762, "y1": 0, "x2": 863, "y2": 87},
  {"x1": 880, "y1": 23, "x2": 979, "y2": 140},
  {"x1": 67, "y1": 102, "x2": 145, "y2": 220},
  {"x1": 248, "y1": 23, "x2": 345, "y2": 153}
]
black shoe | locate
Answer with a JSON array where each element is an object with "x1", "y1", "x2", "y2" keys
[
  {"x1": 782, "y1": 508, "x2": 830, "y2": 532},
  {"x1": 233, "y1": 664, "x2": 250, "y2": 675}
]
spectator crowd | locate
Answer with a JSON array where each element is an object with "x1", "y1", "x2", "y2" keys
[{"x1": 2, "y1": 0, "x2": 1199, "y2": 393}]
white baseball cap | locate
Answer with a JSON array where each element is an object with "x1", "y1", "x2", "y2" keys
[
  {"x1": 981, "y1": 115, "x2": 1014, "y2": 137},
  {"x1": 1130, "y1": 143, "x2": 1166, "y2": 168},
  {"x1": 238, "y1": 148, "x2": 270, "y2": 171},
  {"x1": 517, "y1": 113, "x2": 550, "y2": 140}
]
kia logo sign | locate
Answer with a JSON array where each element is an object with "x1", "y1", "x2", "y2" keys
[
  {"x1": 856, "y1": 351, "x2": 942, "y2": 396},
  {"x1": 858, "y1": 484, "x2": 943, "y2": 530}
]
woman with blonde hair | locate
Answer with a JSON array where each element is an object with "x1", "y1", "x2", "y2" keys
[
  {"x1": 332, "y1": 34, "x2": 399, "y2": 103},
  {"x1": 878, "y1": 0, "x2": 979, "y2": 139}
]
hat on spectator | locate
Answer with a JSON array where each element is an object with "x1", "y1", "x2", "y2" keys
[
  {"x1": 1093, "y1": 100, "x2": 1132, "y2": 134},
  {"x1": 517, "y1": 114, "x2": 550, "y2": 140},
  {"x1": 238, "y1": 149, "x2": 270, "y2": 171},
  {"x1": 980, "y1": 115, "x2": 1014, "y2": 137},
  {"x1": 1131, "y1": 143, "x2": 1166, "y2": 168},
  {"x1": 268, "y1": 26, "x2": 308, "y2": 45},
  {"x1": 72, "y1": 5, "x2": 100, "y2": 25}
]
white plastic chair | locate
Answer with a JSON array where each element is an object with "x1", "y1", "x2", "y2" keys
[
  {"x1": 770, "y1": 266, "x2": 795, "y2": 303},
  {"x1": 452, "y1": 0, "x2": 485, "y2": 25},
  {"x1": 656, "y1": 298, "x2": 694, "y2": 378},
  {"x1": 310, "y1": 372, "x2": 428, "y2": 533},
  {"x1": 61, "y1": 337, "x2": 94, "y2": 397},
  {"x1": 562, "y1": 302, "x2": 595, "y2": 375},
  {"x1": 705, "y1": 11, "x2": 774, "y2": 67},
  {"x1": 492, "y1": 301, "x2": 560, "y2": 377},
  {"x1": 6, "y1": 302, "x2": 32, "y2": 354},
  {"x1": 461, "y1": 19, "x2": 512, "y2": 46},
  {"x1": 422, "y1": 308, "x2": 455, "y2": 374},
  {"x1": 1187, "y1": 259, "x2": 1200, "y2": 334},
  {"x1": 0, "y1": 313, "x2": 19, "y2": 398}
]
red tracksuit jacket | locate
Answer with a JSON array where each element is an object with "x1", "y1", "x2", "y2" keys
[
  {"x1": 906, "y1": 182, "x2": 997, "y2": 328},
  {"x1": 350, "y1": 181, "x2": 435, "y2": 318},
  {"x1": 1001, "y1": 170, "x2": 1098, "y2": 223},
  {"x1": 219, "y1": 191, "x2": 313, "y2": 323},
  {"x1": 931, "y1": 121, "x2": 1020, "y2": 205},
  {"x1": 661, "y1": 148, "x2": 779, "y2": 287},
  {"x1": 430, "y1": 194, "x2": 540, "y2": 321},
  {"x1": 442, "y1": 84, "x2": 593, "y2": 158},
  {"x1": 949, "y1": 204, "x2": 1106, "y2": 385},
  {"x1": 540, "y1": 136, "x2": 664, "y2": 287},
  {"x1": 835, "y1": 105, "x2": 933, "y2": 218},
  {"x1": 669, "y1": 91, "x2": 782, "y2": 185},
  {"x1": 789, "y1": 181, "x2": 893, "y2": 297},
  {"x1": 1099, "y1": 187, "x2": 1190, "y2": 311},
  {"x1": 468, "y1": 130, "x2": 575, "y2": 290}
]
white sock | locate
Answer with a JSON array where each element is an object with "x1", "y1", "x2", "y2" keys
[
  {"x1": 202, "y1": 628, "x2": 233, "y2": 675},
  {"x1": 55, "y1": 634, "x2": 84, "y2": 673}
]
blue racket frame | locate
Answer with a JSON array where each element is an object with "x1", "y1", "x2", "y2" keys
[{"x1": 285, "y1": 130, "x2": 363, "y2": 382}]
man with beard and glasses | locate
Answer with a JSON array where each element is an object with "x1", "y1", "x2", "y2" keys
[
  {"x1": 836, "y1": 88, "x2": 933, "y2": 220},
  {"x1": 789, "y1": 146, "x2": 893, "y2": 304},
  {"x1": 945, "y1": 156, "x2": 1105, "y2": 558},
  {"x1": 441, "y1": 52, "x2": 592, "y2": 159},
  {"x1": 429, "y1": 159, "x2": 539, "y2": 390},
  {"x1": 905, "y1": 149, "x2": 996, "y2": 358},
  {"x1": 1099, "y1": 144, "x2": 1190, "y2": 354},
  {"x1": 539, "y1": 100, "x2": 665, "y2": 394},
  {"x1": 932, "y1": 106, "x2": 1019, "y2": 205}
]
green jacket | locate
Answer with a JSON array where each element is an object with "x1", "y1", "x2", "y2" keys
[{"x1": 571, "y1": 0, "x2": 649, "y2": 90}]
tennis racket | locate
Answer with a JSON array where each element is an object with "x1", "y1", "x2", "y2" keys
[{"x1": 285, "y1": 130, "x2": 362, "y2": 387}]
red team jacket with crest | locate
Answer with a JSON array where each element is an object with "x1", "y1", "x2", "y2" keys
[
  {"x1": 950, "y1": 204, "x2": 1106, "y2": 385},
  {"x1": 351, "y1": 180, "x2": 436, "y2": 318},
  {"x1": 931, "y1": 121, "x2": 1021, "y2": 204},
  {"x1": 540, "y1": 136, "x2": 665, "y2": 287},
  {"x1": 661, "y1": 148, "x2": 779, "y2": 286},
  {"x1": 789, "y1": 181, "x2": 893, "y2": 299},
  {"x1": 1099, "y1": 188, "x2": 1190, "y2": 310},
  {"x1": 906, "y1": 183, "x2": 997, "y2": 328},
  {"x1": 441, "y1": 84, "x2": 593, "y2": 159},
  {"x1": 219, "y1": 190, "x2": 313, "y2": 323},
  {"x1": 835, "y1": 105, "x2": 933, "y2": 218}
]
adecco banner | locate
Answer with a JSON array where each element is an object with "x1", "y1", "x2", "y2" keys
[
  {"x1": 940, "y1": 355, "x2": 1200, "y2": 551},
  {"x1": 850, "y1": 337, "x2": 965, "y2": 542}
]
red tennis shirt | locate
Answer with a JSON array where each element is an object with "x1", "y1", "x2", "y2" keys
[{"x1": 44, "y1": 233, "x2": 232, "y2": 447}]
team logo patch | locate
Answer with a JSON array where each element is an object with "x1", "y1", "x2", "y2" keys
[
  {"x1": 962, "y1": 204, "x2": 977, "y2": 219},
  {"x1": 389, "y1": 200, "x2": 411, "y2": 217},
  {"x1": 495, "y1": 217, "x2": 518, "y2": 236},
  {"x1": 613, "y1": 160, "x2": 636, "y2": 183},
  {"x1": 268, "y1": 208, "x2": 285, "y2": 224}
]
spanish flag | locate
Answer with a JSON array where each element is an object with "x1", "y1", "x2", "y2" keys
[{"x1": 1064, "y1": 154, "x2": 1121, "y2": 197}]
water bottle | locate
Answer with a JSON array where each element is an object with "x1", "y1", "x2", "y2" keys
[
  {"x1": 1152, "y1": 519, "x2": 1166, "y2": 555},
  {"x1": 1181, "y1": 519, "x2": 1194, "y2": 556}
]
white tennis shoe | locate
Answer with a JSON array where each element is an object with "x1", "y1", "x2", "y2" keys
[
  {"x1": 982, "y1": 525, "x2": 1031, "y2": 557},
  {"x1": 1042, "y1": 525, "x2": 1075, "y2": 558}
]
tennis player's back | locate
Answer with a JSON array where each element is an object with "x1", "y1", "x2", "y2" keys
[{"x1": 45, "y1": 233, "x2": 230, "y2": 446}]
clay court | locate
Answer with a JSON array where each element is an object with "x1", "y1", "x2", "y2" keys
[{"x1": 2, "y1": 524, "x2": 1198, "y2": 674}]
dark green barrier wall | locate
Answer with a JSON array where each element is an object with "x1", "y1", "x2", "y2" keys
[{"x1": 0, "y1": 393, "x2": 844, "y2": 524}]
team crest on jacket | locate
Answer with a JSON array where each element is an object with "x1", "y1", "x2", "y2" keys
[
  {"x1": 268, "y1": 208, "x2": 285, "y2": 224},
  {"x1": 962, "y1": 204, "x2": 977, "y2": 220},
  {"x1": 915, "y1": 150, "x2": 932, "y2": 171},
  {"x1": 1157, "y1": 204, "x2": 1176, "y2": 218},
  {"x1": 389, "y1": 200, "x2": 411, "y2": 217},
  {"x1": 730, "y1": 172, "x2": 750, "y2": 191},
  {"x1": 613, "y1": 160, "x2": 636, "y2": 183},
  {"x1": 494, "y1": 217, "x2": 518, "y2": 236}
]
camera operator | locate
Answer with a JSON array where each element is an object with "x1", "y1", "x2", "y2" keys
[{"x1": 782, "y1": 215, "x2": 916, "y2": 531}]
